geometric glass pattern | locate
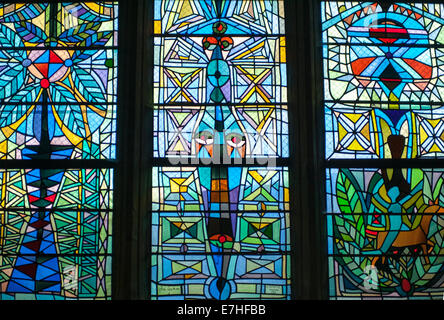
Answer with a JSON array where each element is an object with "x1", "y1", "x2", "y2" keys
[
  {"x1": 326, "y1": 104, "x2": 444, "y2": 159},
  {"x1": 0, "y1": 3, "x2": 117, "y2": 160},
  {"x1": 0, "y1": 2, "x2": 117, "y2": 300},
  {"x1": 323, "y1": 2, "x2": 444, "y2": 160},
  {"x1": 153, "y1": 0, "x2": 288, "y2": 160},
  {"x1": 152, "y1": 0, "x2": 290, "y2": 300},
  {"x1": 323, "y1": 2, "x2": 444, "y2": 299}
]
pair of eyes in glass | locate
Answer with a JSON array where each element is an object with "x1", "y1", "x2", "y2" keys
[{"x1": 195, "y1": 130, "x2": 246, "y2": 148}]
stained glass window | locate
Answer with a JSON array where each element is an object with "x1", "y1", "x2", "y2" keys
[
  {"x1": 323, "y1": 1, "x2": 444, "y2": 299},
  {"x1": 151, "y1": 0, "x2": 290, "y2": 300},
  {"x1": 0, "y1": 2, "x2": 117, "y2": 300}
]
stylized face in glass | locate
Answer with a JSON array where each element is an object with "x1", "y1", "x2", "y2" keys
[
  {"x1": 192, "y1": 22, "x2": 247, "y2": 159},
  {"x1": 193, "y1": 109, "x2": 247, "y2": 159}
]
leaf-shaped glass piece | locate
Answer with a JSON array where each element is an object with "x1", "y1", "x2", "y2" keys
[
  {"x1": 69, "y1": 32, "x2": 113, "y2": 65},
  {"x1": 57, "y1": 22, "x2": 101, "y2": 44},
  {"x1": 71, "y1": 66, "x2": 106, "y2": 103},
  {"x1": 0, "y1": 4, "x2": 48, "y2": 23},
  {"x1": 0, "y1": 62, "x2": 25, "y2": 100},
  {"x1": 7, "y1": 83, "x2": 41, "y2": 103},
  {"x1": 336, "y1": 169, "x2": 365, "y2": 214},
  {"x1": 0, "y1": 23, "x2": 24, "y2": 48},
  {"x1": 78, "y1": 31, "x2": 112, "y2": 47},
  {"x1": 49, "y1": 83, "x2": 77, "y2": 103},
  {"x1": 13, "y1": 21, "x2": 47, "y2": 44},
  {"x1": 334, "y1": 216, "x2": 366, "y2": 248},
  {"x1": 71, "y1": 49, "x2": 98, "y2": 62}
]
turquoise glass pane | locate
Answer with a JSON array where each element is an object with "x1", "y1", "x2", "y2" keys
[{"x1": 323, "y1": 2, "x2": 444, "y2": 300}]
